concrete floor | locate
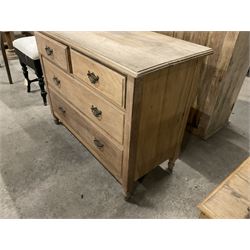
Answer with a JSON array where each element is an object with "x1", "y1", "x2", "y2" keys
[{"x1": 0, "y1": 55, "x2": 249, "y2": 218}]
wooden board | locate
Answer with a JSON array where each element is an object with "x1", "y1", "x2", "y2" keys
[
  {"x1": 198, "y1": 157, "x2": 250, "y2": 219},
  {"x1": 157, "y1": 32, "x2": 250, "y2": 139},
  {"x1": 133, "y1": 58, "x2": 202, "y2": 179},
  {"x1": 43, "y1": 31, "x2": 212, "y2": 78}
]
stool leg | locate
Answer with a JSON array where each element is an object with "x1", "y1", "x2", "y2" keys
[
  {"x1": 36, "y1": 72, "x2": 47, "y2": 106},
  {"x1": 1, "y1": 33, "x2": 13, "y2": 84},
  {"x1": 20, "y1": 62, "x2": 31, "y2": 92}
]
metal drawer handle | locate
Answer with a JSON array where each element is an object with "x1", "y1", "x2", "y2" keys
[
  {"x1": 53, "y1": 76, "x2": 61, "y2": 86},
  {"x1": 58, "y1": 106, "x2": 66, "y2": 114},
  {"x1": 93, "y1": 138, "x2": 104, "y2": 149},
  {"x1": 45, "y1": 46, "x2": 53, "y2": 56},
  {"x1": 91, "y1": 105, "x2": 102, "y2": 118},
  {"x1": 87, "y1": 71, "x2": 99, "y2": 84}
]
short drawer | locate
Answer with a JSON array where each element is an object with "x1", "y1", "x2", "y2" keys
[
  {"x1": 49, "y1": 89, "x2": 122, "y2": 180},
  {"x1": 71, "y1": 49, "x2": 126, "y2": 107},
  {"x1": 43, "y1": 58, "x2": 124, "y2": 144},
  {"x1": 35, "y1": 32, "x2": 70, "y2": 71}
]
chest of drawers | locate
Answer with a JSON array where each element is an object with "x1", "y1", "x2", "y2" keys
[{"x1": 35, "y1": 32, "x2": 212, "y2": 199}]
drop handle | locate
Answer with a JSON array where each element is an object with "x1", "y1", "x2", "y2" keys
[
  {"x1": 93, "y1": 138, "x2": 104, "y2": 149},
  {"x1": 53, "y1": 76, "x2": 60, "y2": 86},
  {"x1": 87, "y1": 71, "x2": 99, "y2": 84},
  {"x1": 91, "y1": 105, "x2": 102, "y2": 118},
  {"x1": 58, "y1": 106, "x2": 66, "y2": 114},
  {"x1": 45, "y1": 46, "x2": 53, "y2": 56}
]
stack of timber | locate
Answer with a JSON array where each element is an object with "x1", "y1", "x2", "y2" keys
[{"x1": 157, "y1": 32, "x2": 250, "y2": 139}]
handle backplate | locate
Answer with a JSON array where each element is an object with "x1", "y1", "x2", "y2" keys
[
  {"x1": 53, "y1": 76, "x2": 61, "y2": 86},
  {"x1": 58, "y1": 106, "x2": 66, "y2": 114},
  {"x1": 91, "y1": 105, "x2": 102, "y2": 118},
  {"x1": 45, "y1": 46, "x2": 53, "y2": 56},
  {"x1": 93, "y1": 138, "x2": 104, "y2": 149},
  {"x1": 87, "y1": 71, "x2": 99, "y2": 84}
]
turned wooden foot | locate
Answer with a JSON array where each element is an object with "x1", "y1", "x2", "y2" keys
[
  {"x1": 122, "y1": 182, "x2": 136, "y2": 202},
  {"x1": 166, "y1": 160, "x2": 175, "y2": 174},
  {"x1": 54, "y1": 117, "x2": 61, "y2": 125},
  {"x1": 123, "y1": 192, "x2": 132, "y2": 201}
]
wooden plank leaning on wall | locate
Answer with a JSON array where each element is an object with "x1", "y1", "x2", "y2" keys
[{"x1": 157, "y1": 31, "x2": 250, "y2": 139}]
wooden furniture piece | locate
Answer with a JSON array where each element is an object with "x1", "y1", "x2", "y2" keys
[
  {"x1": 198, "y1": 157, "x2": 250, "y2": 219},
  {"x1": 3, "y1": 32, "x2": 17, "y2": 59},
  {"x1": 13, "y1": 36, "x2": 47, "y2": 105},
  {"x1": 0, "y1": 32, "x2": 13, "y2": 84},
  {"x1": 157, "y1": 32, "x2": 250, "y2": 139},
  {"x1": 35, "y1": 31, "x2": 212, "y2": 198}
]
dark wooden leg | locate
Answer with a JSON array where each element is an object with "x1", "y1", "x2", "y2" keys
[
  {"x1": 20, "y1": 62, "x2": 31, "y2": 92},
  {"x1": 247, "y1": 67, "x2": 250, "y2": 77},
  {"x1": 0, "y1": 32, "x2": 13, "y2": 84},
  {"x1": 37, "y1": 73, "x2": 47, "y2": 106},
  {"x1": 37, "y1": 75, "x2": 47, "y2": 106},
  {"x1": 34, "y1": 61, "x2": 47, "y2": 106}
]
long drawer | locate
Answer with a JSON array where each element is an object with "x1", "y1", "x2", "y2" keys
[
  {"x1": 36, "y1": 32, "x2": 70, "y2": 72},
  {"x1": 43, "y1": 58, "x2": 125, "y2": 144},
  {"x1": 49, "y1": 89, "x2": 123, "y2": 180},
  {"x1": 71, "y1": 49, "x2": 126, "y2": 107}
]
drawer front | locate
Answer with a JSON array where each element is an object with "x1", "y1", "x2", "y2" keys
[
  {"x1": 43, "y1": 58, "x2": 124, "y2": 144},
  {"x1": 71, "y1": 49, "x2": 126, "y2": 107},
  {"x1": 49, "y1": 89, "x2": 122, "y2": 180},
  {"x1": 35, "y1": 32, "x2": 70, "y2": 71}
]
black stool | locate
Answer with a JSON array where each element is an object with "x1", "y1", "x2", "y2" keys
[{"x1": 13, "y1": 36, "x2": 47, "y2": 105}]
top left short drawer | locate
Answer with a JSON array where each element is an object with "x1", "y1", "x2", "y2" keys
[{"x1": 35, "y1": 32, "x2": 70, "y2": 72}]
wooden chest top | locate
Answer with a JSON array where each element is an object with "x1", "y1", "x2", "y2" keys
[
  {"x1": 198, "y1": 157, "x2": 250, "y2": 219},
  {"x1": 43, "y1": 31, "x2": 213, "y2": 77}
]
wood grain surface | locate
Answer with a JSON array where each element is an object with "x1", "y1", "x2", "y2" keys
[
  {"x1": 198, "y1": 157, "x2": 250, "y2": 219},
  {"x1": 43, "y1": 31, "x2": 212, "y2": 77},
  {"x1": 157, "y1": 31, "x2": 250, "y2": 139},
  {"x1": 43, "y1": 57, "x2": 125, "y2": 145}
]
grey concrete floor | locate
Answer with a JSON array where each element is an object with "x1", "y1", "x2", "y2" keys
[{"x1": 0, "y1": 55, "x2": 249, "y2": 218}]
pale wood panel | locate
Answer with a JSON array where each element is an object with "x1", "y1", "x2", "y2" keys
[
  {"x1": 35, "y1": 32, "x2": 70, "y2": 72},
  {"x1": 133, "y1": 59, "x2": 201, "y2": 179},
  {"x1": 49, "y1": 89, "x2": 123, "y2": 181},
  {"x1": 71, "y1": 49, "x2": 126, "y2": 107},
  {"x1": 43, "y1": 31, "x2": 212, "y2": 77},
  {"x1": 175, "y1": 32, "x2": 209, "y2": 46},
  {"x1": 172, "y1": 58, "x2": 203, "y2": 159},
  {"x1": 198, "y1": 157, "x2": 250, "y2": 219},
  {"x1": 207, "y1": 32, "x2": 250, "y2": 137},
  {"x1": 159, "y1": 31, "x2": 250, "y2": 139},
  {"x1": 121, "y1": 76, "x2": 143, "y2": 194},
  {"x1": 204, "y1": 185, "x2": 249, "y2": 218},
  {"x1": 43, "y1": 57, "x2": 125, "y2": 145}
]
